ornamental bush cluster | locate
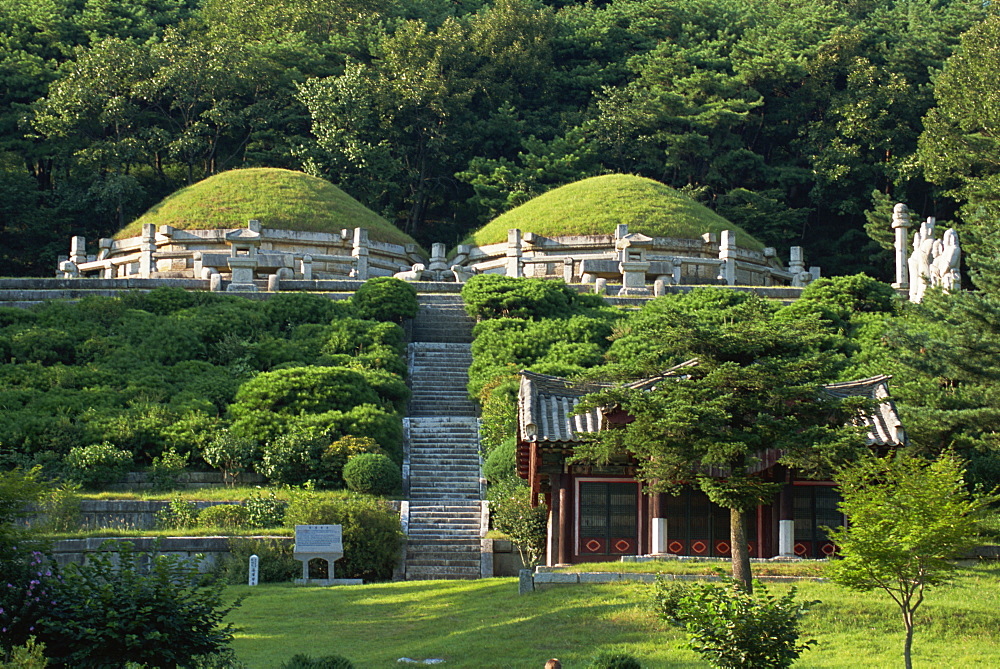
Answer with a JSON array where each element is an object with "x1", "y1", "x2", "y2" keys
[{"x1": 0, "y1": 283, "x2": 408, "y2": 493}]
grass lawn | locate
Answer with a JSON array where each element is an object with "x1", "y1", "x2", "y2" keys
[{"x1": 226, "y1": 563, "x2": 1000, "y2": 668}]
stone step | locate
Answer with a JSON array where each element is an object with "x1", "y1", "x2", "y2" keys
[{"x1": 405, "y1": 569, "x2": 480, "y2": 581}]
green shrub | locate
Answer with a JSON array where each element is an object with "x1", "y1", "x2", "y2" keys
[
  {"x1": 488, "y1": 478, "x2": 547, "y2": 567},
  {"x1": 230, "y1": 366, "x2": 380, "y2": 417},
  {"x1": 263, "y1": 292, "x2": 343, "y2": 332},
  {"x1": 0, "y1": 637, "x2": 47, "y2": 669},
  {"x1": 342, "y1": 453, "x2": 401, "y2": 496},
  {"x1": 9, "y1": 328, "x2": 76, "y2": 365},
  {"x1": 243, "y1": 490, "x2": 287, "y2": 528},
  {"x1": 149, "y1": 447, "x2": 188, "y2": 490},
  {"x1": 652, "y1": 576, "x2": 816, "y2": 669},
  {"x1": 38, "y1": 482, "x2": 82, "y2": 532},
  {"x1": 339, "y1": 404, "x2": 404, "y2": 462},
  {"x1": 64, "y1": 442, "x2": 132, "y2": 489},
  {"x1": 217, "y1": 537, "x2": 298, "y2": 585},
  {"x1": 482, "y1": 437, "x2": 517, "y2": 484},
  {"x1": 351, "y1": 277, "x2": 418, "y2": 323},
  {"x1": 320, "y1": 436, "x2": 385, "y2": 489},
  {"x1": 199, "y1": 504, "x2": 251, "y2": 530},
  {"x1": 157, "y1": 498, "x2": 200, "y2": 530},
  {"x1": 203, "y1": 430, "x2": 258, "y2": 487},
  {"x1": 279, "y1": 653, "x2": 354, "y2": 669},
  {"x1": 284, "y1": 491, "x2": 402, "y2": 581},
  {"x1": 588, "y1": 651, "x2": 643, "y2": 669},
  {"x1": 462, "y1": 275, "x2": 580, "y2": 321},
  {"x1": 257, "y1": 433, "x2": 327, "y2": 486},
  {"x1": 36, "y1": 541, "x2": 238, "y2": 668}
]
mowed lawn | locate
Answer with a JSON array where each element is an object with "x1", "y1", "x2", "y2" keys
[{"x1": 227, "y1": 563, "x2": 1000, "y2": 668}]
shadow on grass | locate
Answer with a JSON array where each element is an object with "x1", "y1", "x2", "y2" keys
[{"x1": 229, "y1": 579, "x2": 703, "y2": 668}]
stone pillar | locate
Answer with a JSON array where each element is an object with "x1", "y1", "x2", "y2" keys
[
  {"x1": 209, "y1": 272, "x2": 223, "y2": 292},
  {"x1": 650, "y1": 493, "x2": 668, "y2": 555},
  {"x1": 97, "y1": 238, "x2": 113, "y2": 261},
  {"x1": 891, "y1": 203, "x2": 912, "y2": 290},
  {"x1": 428, "y1": 242, "x2": 449, "y2": 277},
  {"x1": 70, "y1": 236, "x2": 87, "y2": 266},
  {"x1": 506, "y1": 229, "x2": 523, "y2": 278},
  {"x1": 719, "y1": 230, "x2": 736, "y2": 285},
  {"x1": 594, "y1": 278, "x2": 607, "y2": 295},
  {"x1": 139, "y1": 224, "x2": 156, "y2": 278},
  {"x1": 789, "y1": 246, "x2": 807, "y2": 287},
  {"x1": 352, "y1": 228, "x2": 370, "y2": 280},
  {"x1": 562, "y1": 258, "x2": 574, "y2": 283},
  {"x1": 673, "y1": 265, "x2": 682, "y2": 286},
  {"x1": 267, "y1": 274, "x2": 280, "y2": 292},
  {"x1": 300, "y1": 255, "x2": 313, "y2": 280},
  {"x1": 778, "y1": 479, "x2": 795, "y2": 558},
  {"x1": 653, "y1": 279, "x2": 666, "y2": 297},
  {"x1": 58, "y1": 260, "x2": 79, "y2": 279}
]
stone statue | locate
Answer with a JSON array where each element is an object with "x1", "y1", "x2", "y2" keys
[
  {"x1": 930, "y1": 228, "x2": 961, "y2": 293},
  {"x1": 908, "y1": 218, "x2": 936, "y2": 303},
  {"x1": 393, "y1": 263, "x2": 426, "y2": 281},
  {"x1": 451, "y1": 265, "x2": 478, "y2": 283}
]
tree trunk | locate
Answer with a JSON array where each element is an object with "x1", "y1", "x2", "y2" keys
[
  {"x1": 730, "y1": 506, "x2": 752, "y2": 593},
  {"x1": 903, "y1": 613, "x2": 913, "y2": 669}
]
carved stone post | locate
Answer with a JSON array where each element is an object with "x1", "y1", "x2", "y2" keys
[
  {"x1": 789, "y1": 246, "x2": 807, "y2": 287},
  {"x1": 70, "y1": 236, "x2": 87, "y2": 266},
  {"x1": 352, "y1": 228, "x2": 370, "y2": 280},
  {"x1": 139, "y1": 224, "x2": 156, "y2": 278},
  {"x1": 891, "y1": 203, "x2": 912, "y2": 290},
  {"x1": 719, "y1": 230, "x2": 737, "y2": 285},
  {"x1": 506, "y1": 229, "x2": 523, "y2": 278}
]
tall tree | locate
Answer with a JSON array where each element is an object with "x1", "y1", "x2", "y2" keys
[
  {"x1": 575, "y1": 290, "x2": 864, "y2": 591},
  {"x1": 827, "y1": 451, "x2": 995, "y2": 669}
]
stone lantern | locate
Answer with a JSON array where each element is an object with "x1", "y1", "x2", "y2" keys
[
  {"x1": 615, "y1": 225, "x2": 653, "y2": 296},
  {"x1": 226, "y1": 220, "x2": 262, "y2": 292}
]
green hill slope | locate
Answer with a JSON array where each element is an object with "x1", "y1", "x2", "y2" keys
[
  {"x1": 117, "y1": 168, "x2": 418, "y2": 248},
  {"x1": 465, "y1": 174, "x2": 763, "y2": 251}
]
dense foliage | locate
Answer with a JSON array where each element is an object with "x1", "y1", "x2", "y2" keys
[
  {"x1": 652, "y1": 577, "x2": 816, "y2": 669},
  {"x1": 826, "y1": 452, "x2": 996, "y2": 669},
  {"x1": 0, "y1": 285, "x2": 406, "y2": 489},
  {"x1": 36, "y1": 541, "x2": 238, "y2": 668},
  {"x1": 1, "y1": 0, "x2": 995, "y2": 278}
]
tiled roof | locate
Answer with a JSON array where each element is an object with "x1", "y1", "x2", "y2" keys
[
  {"x1": 518, "y1": 367, "x2": 904, "y2": 448},
  {"x1": 517, "y1": 359, "x2": 699, "y2": 444},
  {"x1": 821, "y1": 375, "x2": 905, "y2": 447}
]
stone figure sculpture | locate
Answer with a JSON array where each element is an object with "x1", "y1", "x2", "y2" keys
[
  {"x1": 908, "y1": 218, "x2": 936, "y2": 303},
  {"x1": 393, "y1": 263, "x2": 426, "y2": 281},
  {"x1": 930, "y1": 228, "x2": 961, "y2": 293}
]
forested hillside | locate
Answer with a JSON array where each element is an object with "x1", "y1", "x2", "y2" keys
[{"x1": 0, "y1": 0, "x2": 996, "y2": 277}]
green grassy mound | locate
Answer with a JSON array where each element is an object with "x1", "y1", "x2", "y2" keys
[
  {"x1": 464, "y1": 174, "x2": 764, "y2": 251},
  {"x1": 117, "y1": 168, "x2": 418, "y2": 248}
]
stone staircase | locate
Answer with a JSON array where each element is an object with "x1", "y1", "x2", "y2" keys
[
  {"x1": 402, "y1": 295, "x2": 485, "y2": 580},
  {"x1": 410, "y1": 293, "x2": 475, "y2": 343}
]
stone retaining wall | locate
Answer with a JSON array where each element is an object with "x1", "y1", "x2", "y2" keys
[
  {"x1": 518, "y1": 568, "x2": 827, "y2": 594},
  {"x1": 48, "y1": 535, "x2": 293, "y2": 572}
]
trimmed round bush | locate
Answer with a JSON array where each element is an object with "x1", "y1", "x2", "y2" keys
[
  {"x1": 351, "y1": 277, "x2": 418, "y2": 323},
  {"x1": 342, "y1": 453, "x2": 401, "y2": 496},
  {"x1": 64, "y1": 442, "x2": 132, "y2": 489},
  {"x1": 199, "y1": 504, "x2": 251, "y2": 530}
]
